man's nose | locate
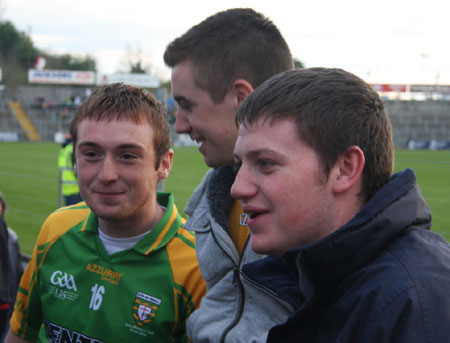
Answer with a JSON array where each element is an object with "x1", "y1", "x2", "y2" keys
[
  {"x1": 97, "y1": 155, "x2": 119, "y2": 183},
  {"x1": 174, "y1": 110, "x2": 191, "y2": 134},
  {"x1": 230, "y1": 165, "x2": 257, "y2": 200}
]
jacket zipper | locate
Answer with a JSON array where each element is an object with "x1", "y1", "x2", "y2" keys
[
  {"x1": 239, "y1": 271, "x2": 294, "y2": 312},
  {"x1": 211, "y1": 229, "x2": 249, "y2": 343}
]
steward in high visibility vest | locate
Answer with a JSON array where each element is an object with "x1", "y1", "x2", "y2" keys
[{"x1": 58, "y1": 136, "x2": 82, "y2": 206}]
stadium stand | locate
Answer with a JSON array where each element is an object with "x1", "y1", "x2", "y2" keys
[
  {"x1": 1, "y1": 86, "x2": 449, "y2": 149},
  {"x1": 0, "y1": 92, "x2": 23, "y2": 141},
  {"x1": 385, "y1": 100, "x2": 450, "y2": 148}
]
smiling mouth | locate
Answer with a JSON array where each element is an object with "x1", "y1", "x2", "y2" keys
[
  {"x1": 196, "y1": 139, "x2": 204, "y2": 147},
  {"x1": 190, "y1": 136, "x2": 204, "y2": 145},
  {"x1": 94, "y1": 191, "x2": 123, "y2": 196},
  {"x1": 245, "y1": 211, "x2": 264, "y2": 220}
]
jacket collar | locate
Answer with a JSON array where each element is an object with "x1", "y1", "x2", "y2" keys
[
  {"x1": 184, "y1": 165, "x2": 237, "y2": 232},
  {"x1": 206, "y1": 165, "x2": 236, "y2": 232},
  {"x1": 285, "y1": 168, "x2": 430, "y2": 294},
  {"x1": 80, "y1": 192, "x2": 181, "y2": 256}
]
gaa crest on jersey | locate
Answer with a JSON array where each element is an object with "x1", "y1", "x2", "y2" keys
[{"x1": 132, "y1": 291, "x2": 162, "y2": 327}]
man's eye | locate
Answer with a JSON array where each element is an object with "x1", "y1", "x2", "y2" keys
[
  {"x1": 232, "y1": 161, "x2": 242, "y2": 173},
  {"x1": 83, "y1": 151, "x2": 98, "y2": 159},
  {"x1": 257, "y1": 159, "x2": 274, "y2": 169},
  {"x1": 180, "y1": 104, "x2": 192, "y2": 111},
  {"x1": 178, "y1": 101, "x2": 192, "y2": 112},
  {"x1": 121, "y1": 153, "x2": 138, "y2": 160}
]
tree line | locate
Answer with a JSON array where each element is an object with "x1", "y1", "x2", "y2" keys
[
  {"x1": 0, "y1": 20, "x2": 96, "y2": 86},
  {"x1": 0, "y1": 18, "x2": 304, "y2": 87}
]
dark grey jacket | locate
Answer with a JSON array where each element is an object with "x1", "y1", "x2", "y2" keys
[
  {"x1": 1, "y1": 217, "x2": 22, "y2": 339},
  {"x1": 243, "y1": 169, "x2": 450, "y2": 343}
]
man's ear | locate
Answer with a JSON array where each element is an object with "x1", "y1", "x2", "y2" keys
[
  {"x1": 232, "y1": 79, "x2": 254, "y2": 106},
  {"x1": 157, "y1": 149, "x2": 174, "y2": 180},
  {"x1": 332, "y1": 146, "x2": 365, "y2": 194}
]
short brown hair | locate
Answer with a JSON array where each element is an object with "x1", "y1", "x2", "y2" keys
[
  {"x1": 236, "y1": 68, "x2": 394, "y2": 201},
  {"x1": 70, "y1": 83, "x2": 171, "y2": 168},
  {"x1": 164, "y1": 8, "x2": 293, "y2": 103}
]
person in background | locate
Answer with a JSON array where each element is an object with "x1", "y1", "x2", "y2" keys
[
  {"x1": 58, "y1": 132, "x2": 82, "y2": 206},
  {"x1": 0, "y1": 192, "x2": 23, "y2": 341},
  {"x1": 164, "y1": 8, "x2": 294, "y2": 343},
  {"x1": 0, "y1": 205, "x2": 10, "y2": 341},
  {"x1": 5, "y1": 83, "x2": 206, "y2": 343},
  {"x1": 231, "y1": 68, "x2": 450, "y2": 342}
]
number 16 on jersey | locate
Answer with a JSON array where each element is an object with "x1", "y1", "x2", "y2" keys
[{"x1": 89, "y1": 284, "x2": 105, "y2": 310}]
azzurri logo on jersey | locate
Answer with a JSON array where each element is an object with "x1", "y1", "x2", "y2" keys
[{"x1": 132, "y1": 291, "x2": 162, "y2": 327}]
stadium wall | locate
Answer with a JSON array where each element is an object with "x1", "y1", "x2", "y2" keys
[
  {"x1": 384, "y1": 100, "x2": 450, "y2": 148},
  {"x1": 1, "y1": 86, "x2": 450, "y2": 148}
]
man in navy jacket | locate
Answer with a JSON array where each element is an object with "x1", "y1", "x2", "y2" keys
[{"x1": 231, "y1": 67, "x2": 450, "y2": 342}]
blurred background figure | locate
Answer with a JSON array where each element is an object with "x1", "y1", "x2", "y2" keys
[
  {"x1": 58, "y1": 132, "x2": 82, "y2": 206},
  {"x1": 0, "y1": 191, "x2": 23, "y2": 341}
]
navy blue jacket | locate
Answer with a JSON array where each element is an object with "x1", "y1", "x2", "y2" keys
[{"x1": 242, "y1": 169, "x2": 450, "y2": 342}]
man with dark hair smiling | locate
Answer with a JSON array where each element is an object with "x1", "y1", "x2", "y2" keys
[{"x1": 164, "y1": 7, "x2": 294, "y2": 343}]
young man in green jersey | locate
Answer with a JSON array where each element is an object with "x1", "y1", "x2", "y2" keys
[{"x1": 5, "y1": 83, "x2": 206, "y2": 343}]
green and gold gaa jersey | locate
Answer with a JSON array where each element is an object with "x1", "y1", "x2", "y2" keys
[{"x1": 10, "y1": 192, "x2": 206, "y2": 343}]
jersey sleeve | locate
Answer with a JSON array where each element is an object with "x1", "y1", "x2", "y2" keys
[
  {"x1": 9, "y1": 206, "x2": 90, "y2": 341},
  {"x1": 166, "y1": 227, "x2": 206, "y2": 342},
  {"x1": 9, "y1": 218, "x2": 52, "y2": 340}
]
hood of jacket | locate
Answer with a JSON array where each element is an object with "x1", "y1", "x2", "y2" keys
[{"x1": 184, "y1": 164, "x2": 236, "y2": 234}]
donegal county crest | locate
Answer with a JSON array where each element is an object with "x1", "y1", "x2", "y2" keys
[{"x1": 132, "y1": 291, "x2": 162, "y2": 327}]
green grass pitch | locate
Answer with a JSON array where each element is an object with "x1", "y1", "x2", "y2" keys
[{"x1": 0, "y1": 142, "x2": 448, "y2": 254}]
